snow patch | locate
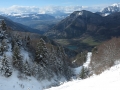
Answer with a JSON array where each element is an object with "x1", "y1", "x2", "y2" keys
[
  {"x1": 83, "y1": 52, "x2": 92, "y2": 68},
  {"x1": 78, "y1": 12, "x2": 83, "y2": 15},
  {"x1": 104, "y1": 13, "x2": 110, "y2": 16},
  {"x1": 20, "y1": 48, "x2": 30, "y2": 62}
]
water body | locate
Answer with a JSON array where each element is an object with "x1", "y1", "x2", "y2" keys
[{"x1": 67, "y1": 45, "x2": 78, "y2": 51}]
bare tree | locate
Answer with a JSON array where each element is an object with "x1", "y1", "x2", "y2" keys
[{"x1": 90, "y1": 37, "x2": 120, "y2": 74}]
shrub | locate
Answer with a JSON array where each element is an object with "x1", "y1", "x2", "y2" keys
[{"x1": 90, "y1": 37, "x2": 120, "y2": 74}]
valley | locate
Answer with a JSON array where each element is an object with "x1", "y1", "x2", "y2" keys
[{"x1": 0, "y1": 2, "x2": 120, "y2": 90}]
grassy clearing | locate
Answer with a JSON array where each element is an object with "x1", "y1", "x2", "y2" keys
[
  {"x1": 54, "y1": 39, "x2": 70, "y2": 46},
  {"x1": 82, "y1": 37, "x2": 100, "y2": 46}
]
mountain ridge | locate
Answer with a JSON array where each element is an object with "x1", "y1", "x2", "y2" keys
[
  {"x1": 44, "y1": 10, "x2": 120, "y2": 52},
  {"x1": 45, "y1": 10, "x2": 120, "y2": 39},
  {"x1": 0, "y1": 15, "x2": 43, "y2": 34},
  {"x1": 100, "y1": 3, "x2": 120, "y2": 16}
]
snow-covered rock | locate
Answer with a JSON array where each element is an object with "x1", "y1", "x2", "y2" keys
[{"x1": 101, "y1": 3, "x2": 120, "y2": 16}]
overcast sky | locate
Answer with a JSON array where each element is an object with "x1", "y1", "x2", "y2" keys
[{"x1": 0, "y1": 0, "x2": 120, "y2": 7}]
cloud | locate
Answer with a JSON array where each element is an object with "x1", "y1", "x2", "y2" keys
[
  {"x1": 0, "y1": 5, "x2": 40, "y2": 14},
  {"x1": 0, "y1": 5, "x2": 107, "y2": 15}
]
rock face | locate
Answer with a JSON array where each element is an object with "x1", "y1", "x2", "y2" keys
[
  {"x1": 101, "y1": 3, "x2": 120, "y2": 16},
  {"x1": 45, "y1": 10, "x2": 120, "y2": 41}
]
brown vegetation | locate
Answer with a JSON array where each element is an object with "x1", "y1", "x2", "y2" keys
[{"x1": 90, "y1": 37, "x2": 120, "y2": 74}]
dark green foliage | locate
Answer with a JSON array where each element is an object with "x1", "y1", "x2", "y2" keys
[
  {"x1": 1, "y1": 20, "x2": 7, "y2": 30},
  {"x1": 31, "y1": 62, "x2": 39, "y2": 77},
  {"x1": 0, "y1": 39, "x2": 8, "y2": 55},
  {"x1": 35, "y1": 38, "x2": 48, "y2": 65},
  {"x1": 0, "y1": 55, "x2": 12, "y2": 77},
  {"x1": 79, "y1": 66, "x2": 89, "y2": 79},
  {"x1": 12, "y1": 44, "x2": 23, "y2": 72},
  {"x1": 23, "y1": 61, "x2": 31, "y2": 76},
  {"x1": 79, "y1": 66, "x2": 85, "y2": 79},
  {"x1": 26, "y1": 36, "x2": 30, "y2": 46},
  {"x1": 11, "y1": 39, "x2": 15, "y2": 50},
  {"x1": 55, "y1": 46, "x2": 72, "y2": 80}
]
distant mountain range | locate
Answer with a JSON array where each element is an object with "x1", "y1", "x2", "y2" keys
[
  {"x1": 2, "y1": 13, "x2": 65, "y2": 33},
  {"x1": 0, "y1": 15, "x2": 42, "y2": 34},
  {"x1": 0, "y1": 3, "x2": 120, "y2": 34},
  {"x1": 3, "y1": 13, "x2": 55, "y2": 22}
]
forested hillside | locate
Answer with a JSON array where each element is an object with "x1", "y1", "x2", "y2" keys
[{"x1": 0, "y1": 20, "x2": 73, "y2": 89}]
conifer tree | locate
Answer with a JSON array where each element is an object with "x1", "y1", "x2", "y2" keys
[
  {"x1": 23, "y1": 60, "x2": 31, "y2": 76},
  {"x1": 26, "y1": 36, "x2": 30, "y2": 46},
  {"x1": 56, "y1": 46, "x2": 72, "y2": 79},
  {"x1": 35, "y1": 38, "x2": 49, "y2": 66},
  {"x1": 1, "y1": 20, "x2": 7, "y2": 31},
  {"x1": 11, "y1": 38, "x2": 15, "y2": 50},
  {"x1": 12, "y1": 44, "x2": 23, "y2": 72},
  {"x1": 56, "y1": 46, "x2": 65, "y2": 75},
  {"x1": 1, "y1": 39, "x2": 8, "y2": 52},
  {"x1": 79, "y1": 66, "x2": 89, "y2": 79},
  {"x1": 0, "y1": 20, "x2": 7, "y2": 39},
  {"x1": 37, "y1": 64, "x2": 49, "y2": 80},
  {"x1": 31, "y1": 62, "x2": 39, "y2": 77},
  {"x1": 49, "y1": 45, "x2": 56, "y2": 66},
  {"x1": 0, "y1": 55, "x2": 12, "y2": 77}
]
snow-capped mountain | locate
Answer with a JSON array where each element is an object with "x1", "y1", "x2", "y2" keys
[{"x1": 101, "y1": 3, "x2": 120, "y2": 16}]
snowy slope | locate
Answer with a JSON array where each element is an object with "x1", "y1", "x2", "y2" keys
[
  {"x1": 0, "y1": 70, "x2": 67, "y2": 90},
  {"x1": 0, "y1": 43, "x2": 56, "y2": 90},
  {"x1": 46, "y1": 63, "x2": 120, "y2": 90},
  {"x1": 0, "y1": 42, "x2": 67, "y2": 90},
  {"x1": 0, "y1": 71, "x2": 60, "y2": 90}
]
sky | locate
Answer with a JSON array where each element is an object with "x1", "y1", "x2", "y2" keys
[
  {"x1": 0, "y1": 0, "x2": 119, "y2": 14},
  {"x1": 0, "y1": 0, "x2": 120, "y2": 7}
]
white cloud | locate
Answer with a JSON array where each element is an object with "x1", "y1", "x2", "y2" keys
[
  {"x1": 0, "y1": 5, "x2": 40, "y2": 14},
  {"x1": 0, "y1": 5, "x2": 107, "y2": 15}
]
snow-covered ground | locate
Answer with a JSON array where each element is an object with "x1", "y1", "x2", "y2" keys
[
  {"x1": 46, "y1": 63, "x2": 120, "y2": 90},
  {"x1": 0, "y1": 72, "x2": 42, "y2": 90},
  {"x1": 83, "y1": 52, "x2": 92, "y2": 68},
  {"x1": 0, "y1": 71, "x2": 61, "y2": 90}
]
